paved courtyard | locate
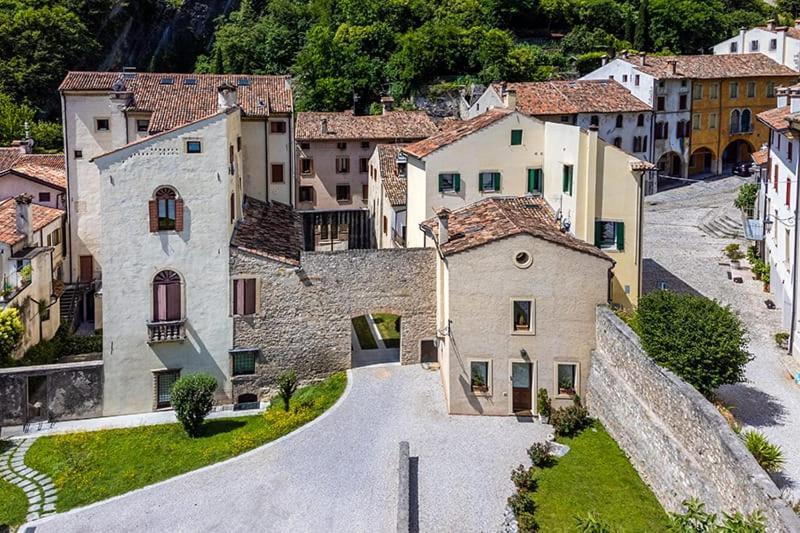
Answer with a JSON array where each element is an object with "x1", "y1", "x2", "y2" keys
[
  {"x1": 26, "y1": 364, "x2": 548, "y2": 532},
  {"x1": 644, "y1": 175, "x2": 800, "y2": 500}
]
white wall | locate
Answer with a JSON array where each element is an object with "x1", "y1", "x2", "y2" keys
[
  {"x1": 0, "y1": 174, "x2": 64, "y2": 208},
  {"x1": 96, "y1": 111, "x2": 238, "y2": 415},
  {"x1": 713, "y1": 28, "x2": 800, "y2": 72},
  {"x1": 466, "y1": 86, "x2": 504, "y2": 119},
  {"x1": 581, "y1": 59, "x2": 655, "y2": 106},
  {"x1": 575, "y1": 112, "x2": 651, "y2": 160},
  {"x1": 267, "y1": 117, "x2": 293, "y2": 204}
]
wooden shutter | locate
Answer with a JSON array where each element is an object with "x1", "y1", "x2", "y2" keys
[
  {"x1": 615, "y1": 222, "x2": 625, "y2": 251},
  {"x1": 233, "y1": 279, "x2": 244, "y2": 315},
  {"x1": 166, "y1": 282, "x2": 181, "y2": 321},
  {"x1": 454, "y1": 174, "x2": 461, "y2": 192},
  {"x1": 493, "y1": 173, "x2": 501, "y2": 192},
  {"x1": 438, "y1": 174, "x2": 444, "y2": 192},
  {"x1": 149, "y1": 200, "x2": 158, "y2": 232},
  {"x1": 594, "y1": 221, "x2": 603, "y2": 247},
  {"x1": 562, "y1": 167, "x2": 569, "y2": 193},
  {"x1": 478, "y1": 174, "x2": 484, "y2": 192},
  {"x1": 174, "y1": 199, "x2": 184, "y2": 232},
  {"x1": 787, "y1": 178, "x2": 792, "y2": 208},
  {"x1": 244, "y1": 279, "x2": 256, "y2": 315}
]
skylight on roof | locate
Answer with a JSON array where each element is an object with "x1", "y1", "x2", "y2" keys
[
  {"x1": 122, "y1": 72, "x2": 136, "y2": 80},
  {"x1": 237, "y1": 78, "x2": 251, "y2": 87},
  {"x1": 160, "y1": 77, "x2": 174, "y2": 85},
  {"x1": 184, "y1": 78, "x2": 197, "y2": 86}
]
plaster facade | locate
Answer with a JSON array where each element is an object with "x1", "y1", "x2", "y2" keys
[
  {"x1": 714, "y1": 25, "x2": 800, "y2": 72},
  {"x1": 367, "y1": 148, "x2": 407, "y2": 248},
  {"x1": 0, "y1": 173, "x2": 64, "y2": 209}
]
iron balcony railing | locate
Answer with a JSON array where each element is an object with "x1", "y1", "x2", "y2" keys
[
  {"x1": 147, "y1": 319, "x2": 186, "y2": 343},
  {"x1": 741, "y1": 204, "x2": 764, "y2": 241}
]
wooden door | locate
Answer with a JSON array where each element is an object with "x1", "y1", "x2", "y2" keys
[
  {"x1": 79, "y1": 255, "x2": 93, "y2": 283},
  {"x1": 511, "y1": 362, "x2": 533, "y2": 413}
]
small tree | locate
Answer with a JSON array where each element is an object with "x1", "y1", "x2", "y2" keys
[
  {"x1": 0, "y1": 307, "x2": 24, "y2": 365},
  {"x1": 170, "y1": 373, "x2": 217, "y2": 437},
  {"x1": 635, "y1": 291, "x2": 751, "y2": 398},
  {"x1": 277, "y1": 370, "x2": 298, "y2": 411},
  {"x1": 536, "y1": 388, "x2": 552, "y2": 419}
]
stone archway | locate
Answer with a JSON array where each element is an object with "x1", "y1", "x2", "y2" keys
[
  {"x1": 722, "y1": 139, "x2": 755, "y2": 172},
  {"x1": 689, "y1": 147, "x2": 715, "y2": 176},
  {"x1": 657, "y1": 151, "x2": 682, "y2": 177}
]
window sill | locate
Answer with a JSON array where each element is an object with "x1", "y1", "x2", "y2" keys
[
  {"x1": 471, "y1": 390, "x2": 492, "y2": 397},
  {"x1": 511, "y1": 330, "x2": 535, "y2": 336},
  {"x1": 480, "y1": 189, "x2": 498, "y2": 194}
]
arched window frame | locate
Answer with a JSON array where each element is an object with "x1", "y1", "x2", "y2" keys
[
  {"x1": 730, "y1": 109, "x2": 741, "y2": 134},
  {"x1": 740, "y1": 108, "x2": 752, "y2": 133},
  {"x1": 149, "y1": 186, "x2": 184, "y2": 233},
  {"x1": 152, "y1": 269, "x2": 183, "y2": 323},
  {"x1": 615, "y1": 114, "x2": 623, "y2": 129},
  {"x1": 636, "y1": 114, "x2": 644, "y2": 127}
]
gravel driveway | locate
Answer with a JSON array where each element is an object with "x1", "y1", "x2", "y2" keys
[
  {"x1": 27, "y1": 364, "x2": 548, "y2": 532},
  {"x1": 644, "y1": 175, "x2": 800, "y2": 500}
]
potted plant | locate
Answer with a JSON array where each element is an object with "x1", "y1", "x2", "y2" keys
[
  {"x1": 724, "y1": 243, "x2": 745, "y2": 270},
  {"x1": 775, "y1": 332, "x2": 789, "y2": 350},
  {"x1": 558, "y1": 377, "x2": 575, "y2": 396},
  {"x1": 762, "y1": 270, "x2": 770, "y2": 292},
  {"x1": 471, "y1": 371, "x2": 488, "y2": 393},
  {"x1": 537, "y1": 388, "x2": 552, "y2": 423}
]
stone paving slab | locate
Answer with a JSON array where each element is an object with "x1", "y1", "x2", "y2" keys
[{"x1": 0, "y1": 437, "x2": 58, "y2": 522}]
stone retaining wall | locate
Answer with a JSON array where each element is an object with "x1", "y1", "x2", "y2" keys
[
  {"x1": 0, "y1": 360, "x2": 103, "y2": 426},
  {"x1": 587, "y1": 306, "x2": 800, "y2": 531},
  {"x1": 230, "y1": 248, "x2": 436, "y2": 400}
]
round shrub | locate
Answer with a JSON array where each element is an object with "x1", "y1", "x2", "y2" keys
[
  {"x1": 635, "y1": 290, "x2": 751, "y2": 398},
  {"x1": 170, "y1": 373, "x2": 218, "y2": 437},
  {"x1": 0, "y1": 307, "x2": 23, "y2": 364},
  {"x1": 527, "y1": 442, "x2": 554, "y2": 468}
]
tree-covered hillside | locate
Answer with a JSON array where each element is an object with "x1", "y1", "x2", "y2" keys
[{"x1": 1, "y1": 0, "x2": 798, "y2": 148}]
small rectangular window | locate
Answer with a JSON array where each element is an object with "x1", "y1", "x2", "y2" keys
[
  {"x1": 634, "y1": 75, "x2": 640, "y2": 86},
  {"x1": 470, "y1": 361, "x2": 490, "y2": 394},
  {"x1": 710, "y1": 83, "x2": 719, "y2": 99},
  {"x1": 678, "y1": 94, "x2": 687, "y2": 110},
  {"x1": 74, "y1": 150, "x2": 83, "y2": 159},
  {"x1": 233, "y1": 278, "x2": 257, "y2": 316},
  {"x1": 335, "y1": 156, "x2": 350, "y2": 173},
  {"x1": 186, "y1": 140, "x2": 202, "y2": 154},
  {"x1": 656, "y1": 97, "x2": 665, "y2": 111},
  {"x1": 359, "y1": 157, "x2": 369, "y2": 173},
  {"x1": 767, "y1": 81, "x2": 776, "y2": 98},
  {"x1": 337, "y1": 142, "x2": 347, "y2": 150},
  {"x1": 362, "y1": 183, "x2": 368, "y2": 200},
  {"x1": 336, "y1": 184, "x2": 351, "y2": 202},
  {"x1": 299, "y1": 186, "x2": 314, "y2": 203},
  {"x1": 770, "y1": 38, "x2": 777, "y2": 50},
  {"x1": 790, "y1": 142, "x2": 794, "y2": 162},
  {"x1": 155, "y1": 370, "x2": 180, "y2": 409},
  {"x1": 730, "y1": 82, "x2": 739, "y2": 99},
  {"x1": 730, "y1": 42, "x2": 738, "y2": 53},
  {"x1": 301, "y1": 158, "x2": 313, "y2": 175},
  {"x1": 478, "y1": 171, "x2": 500, "y2": 192},
  {"x1": 527, "y1": 168, "x2": 543, "y2": 194},
  {"x1": 747, "y1": 81, "x2": 756, "y2": 98},
  {"x1": 271, "y1": 163, "x2": 284, "y2": 183},
  {"x1": 622, "y1": 74, "x2": 628, "y2": 82},
  {"x1": 595, "y1": 220, "x2": 624, "y2": 251},
  {"x1": 361, "y1": 141, "x2": 370, "y2": 149},
  {"x1": 562, "y1": 165, "x2": 573, "y2": 196},
  {"x1": 709, "y1": 113, "x2": 717, "y2": 129},
  {"x1": 556, "y1": 363, "x2": 578, "y2": 397},
  {"x1": 438, "y1": 173, "x2": 460, "y2": 193},
  {"x1": 512, "y1": 300, "x2": 533, "y2": 332},
  {"x1": 136, "y1": 119, "x2": 149, "y2": 132},
  {"x1": 750, "y1": 40, "x2": 759, "y2": 52},
  {"x1": 38, "y1": 192, "x2": 51, "y2": 203},
  {"x1": 560, "y1": 115, "x2": 570, "y2": 123},
  {"x1": 510, "y1": 129, "x2": 523, "y2": 146},
  {"x1": 692, "y1": 114, "x2": 701, "y2": 130},
  {"x1": 232, "y1": 350, "x2": 257, "y2": 376},
  {"x1": 95, "y1": 118, "x2": 110, "y2": 132},
  {"x1": 270, "y1": 121, "x2": 286, "y2": 134},
  {"x1": 692, "y1": 83, "x2": 702, "y2": 100}
]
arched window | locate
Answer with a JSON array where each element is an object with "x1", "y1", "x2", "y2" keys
[
  {"x1": 149, "y1": 187, "x2": 183, "y2": 232},
  {"x1": 153, "y1": 270, "x2": 182, "y2": 322},
  {"x1": 741, "y1": 109, "x2": 751, "y2": 133},
  {"x1": 613, "y1": 137, "x2": 622, "y2": 148},
  {"x1": 730, "y1": 109, "x2": 741, "y2": 134},
  {"x1": 615, "y1": 114, "x2": 623, "y2": 128},
  {"x1": 637, "y1": 114, "x2": 644, "y2": 127}
]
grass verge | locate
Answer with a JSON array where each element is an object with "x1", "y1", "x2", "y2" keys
[
  {"x1": 372, "y1": 313, "x2": 400, "y2": 348},
  {"x1": 0, "y1": 441, "x2": 28, "y2": 528},
  {"x1": 352, "y1": 316, "x2": 377, "y2": 349},
  {"x1": 534, "y1": 421, "x2": 668, "y2": 531},
  {"x1": 25, "y1": 372, "x2": 347, "y2": 513}
]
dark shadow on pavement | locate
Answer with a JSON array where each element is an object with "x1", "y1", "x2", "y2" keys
[
  {"x1": 642, "y1": 258, "x2": 703, "y2": 297},
  {"x1": 409, "y1": 456, "x2": 419, "y2": 533},
  {"x1": 770, "y1": 470, "x2": 796, "y2": 492},
  {"x1": 717, "y1": 383, "x2": 787, "y2": 428}
]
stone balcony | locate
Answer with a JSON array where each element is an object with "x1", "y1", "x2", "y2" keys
[{"x1": 147, "y1": 319, "x2": 186, "y2": 343}]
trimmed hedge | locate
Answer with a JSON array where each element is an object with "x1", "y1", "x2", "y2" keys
[{"x1": 2, "y1": 326, "x2": 102, "y2": 368}]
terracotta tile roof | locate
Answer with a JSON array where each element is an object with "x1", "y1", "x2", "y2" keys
[
  {"x1": 621, "y1": 53, "x2": 797, "y2": 79},
  {"x1": 494, "y1": 80, "x2": 650, "y2": 115},
  {"x1": 0, "y1": 198, "x2": 64, "y2": 246},
  {"x1": 231, "y1": 196, "x2": 302, "y2": 265},
  {"x1": 757, "y1": 105, "x2": 792, "y2": 131},
  {"x1": 60, "y1": 72, "x2": 293, "y2": 133},
  {"x1": 376, "y1": 144, "x2": 407, "y2": 207},
  {"x1": 404, "y1": 109, "x2": 512, "y2": 158},
  {"x1": 0, "y1": 148, "x2": 21, "y2": 170},
  {"x1": 295, "y1": 111, "x2": 438, "y2": 141},
  {"x1": 752, "y1": 147, "x2": 769, "y2": 166},
  {"x1": 421, "y1": 196, "x2": 613, "y2": 261},
  {"x1": 0, "y1": 154, "x2": 66, "y2": 189}
]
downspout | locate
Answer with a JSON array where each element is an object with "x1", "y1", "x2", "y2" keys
[
  {"x1": 264, "y1": 120, "x2": 269, "y2": 202},
  {"x1": 289, "y1": 113, "x2": 295, "y2": 207},
  {"x1": 789, "y1": 129, "x2": 800, "y2": 356},
  {"x1": 60, "y1": 91, "x2": 74, "y2": 284},
  {"x1": 717, "y1": 81, "x2": 723, "y2": 174}
]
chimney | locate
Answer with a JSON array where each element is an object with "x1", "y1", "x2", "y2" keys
[
  {"x1": 601, "y1": 54, "x2": 609, "y2": 66},
  {"x1": 767, "y1": 19, "x2": 776, "y2": 31},
  {"x1": 380, "y1": 95, "x2": 394, "y2": 114},
  {"x1": 217, "y1": 82, "x2": 237, "y2": 110},
  {"x1": 639, "y1": 51, "x2": 647, "y2": 66},
  {"x1": 621, "y1": 50, "x2": 629, "y2": 59},
  {"x1": 15, "y1": 194, "x2": 33, "y2": 246},
  {"x1": 435, "y1": 207, "x2": 451, "y2": 245},
  {"x1": 321, "y1": 118, "x2": 328, "y2": 135},
  {"x1": 504, "y1": 89, "x2": 517, "y2": 110},
  {"x1": 667, "y1": 59, "x2": 678, "y2": 75}
]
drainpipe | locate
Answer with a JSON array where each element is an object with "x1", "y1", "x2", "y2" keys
[
  {"x1": 788, "y1": 133, "x2": 800, "y2": 356},
  {"x1": 60, "y1": 91, "x2": 74, "y2": 284}
]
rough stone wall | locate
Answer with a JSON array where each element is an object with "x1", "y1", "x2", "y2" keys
[
  {"x1": 230, "y1": 248, "x2": 436, "y2": 400},
  {"x1": 0, "y1": 361, "x2": 103, "y2": 426},
  {"x1": 587, "y1": 306, "x2": 800, "y2": 531}
]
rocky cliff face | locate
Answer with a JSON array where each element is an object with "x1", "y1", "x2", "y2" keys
[{"x1": 93, "y1": 0, "x2": 239, "y2": 73}]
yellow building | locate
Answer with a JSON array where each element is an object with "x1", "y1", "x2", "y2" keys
[{"x1": 682, "y1": 56, "x2": 796, "y2": 175}]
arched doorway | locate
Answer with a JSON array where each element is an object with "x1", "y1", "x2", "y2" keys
[
  {"x1": 722, "y1": 139, "x2": 754, "y2": 173},
  {"x1": 657, "y1": 152, "x2": 682, "y2": 177},
  {"x1": 351, "y1": 312, "x2": 401, "y2": 367},
  {"x1": 689, "y1": 147, "x2": 715, "y2": 176}
]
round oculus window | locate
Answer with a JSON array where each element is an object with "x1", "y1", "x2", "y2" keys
[{"x1": 514, "y1": 251, "x2": 532, "y2": 269}]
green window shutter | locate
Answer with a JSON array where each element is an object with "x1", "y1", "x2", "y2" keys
[
  {"x1": 594, "y1": 221, "x2": 603, "y2": 247},
  {"x1": 615, "y1": 222, "x2": 625, "y2": 251},
  {"x1": 493, "y1": 172, "x2": 501, "y2": 192},
  {"x1": 438, "y1": 174, "x2": 444, "y2": 193},
  {"x1": 527, "y1": 169, "x2": 535, "y2": 193},
  {"x1": 454, "y1": 173, "x2": 461, "y2": 192},
  {"x1": 478, "y1": 173, "x2": 484, "y2": 192},
  {"x1": 562, "y1": 166, "x2": 569, "y2": 193},
  {"x1": 511, "y1": 130, "x2": 523, "y2": 145}
]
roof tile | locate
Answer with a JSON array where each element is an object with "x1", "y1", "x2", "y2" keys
[
  {"x1": 621, "y1": 53, "x2": 797, "y2": 79},
  {"x1": 376, "y1": 144, "x2": 407, "y2": 207},
  {"x1": 496, "y1": 80, "x2": 650, "y2": 115},
  {"x1": 231, "y1": 197, "x2": 303, "y2": 265},
  {"x1": 0, "y1": 198, "x2": 64, "y2": 246},
  {"x1": 295, "y1": 111, "x2": 437, "y2": 141},
  {"x1": 404, "y1": 109, "x2": 512, "y2": 158}
]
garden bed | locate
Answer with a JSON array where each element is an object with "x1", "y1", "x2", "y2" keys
[{"x1": 23, "y1": 372, "x2": 346, "y2": 514}]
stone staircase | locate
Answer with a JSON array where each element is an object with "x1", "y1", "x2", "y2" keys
[
  {"x1": 698, "y1": 208, "x2": 744, "y2": 239},
  {"x1": 59, "y1": 284, "x2": 82, "y2": 330}
]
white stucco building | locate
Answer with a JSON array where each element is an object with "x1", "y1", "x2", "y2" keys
[
  {"x1": 402, "y1": 109, "x2": 650, "y2": 308},
  {"x1": 368, "y1": 144, "x2": 408, "y2": 248},
  {"x1": 713, "y1": 20, "x2": 800, "y2": 71},
  {"x1": 0, "y1": 148, "x2": 66, "y2": 209}
]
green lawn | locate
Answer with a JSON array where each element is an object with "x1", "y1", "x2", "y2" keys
[
  {"x1": 372, "y1": 313, "x2": 400, "y2": 348},
  {"x1": 352, "y1": 316, "x2": 377, "y2": 349},
  {"x1": 0, "y1": 441, "x2": 28, "y2": 528},
  {"x1": 25, "y1": 372, "x2": 347, "y2": 513},
  {"x1": 534, "y1": 422, "x2": 668, "y2": 531}
]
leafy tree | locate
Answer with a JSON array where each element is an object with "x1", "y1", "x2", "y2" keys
[
  {"x1": 635, "y1": 290, "x2": 751, "y2": 398},
  {"x1": 0, "y1": 307, "x2": 24, "y2": 365},
  {"x1": 649, "y1": 0, "x2": 728, "y2": 54},
  {"x1": 634, "y1": 0, "x2": 650, "y2": 50},
  {"x1": 577, "y1": 0, "x2": 629, "y2": 36},
  {"x1": 277, "y1": 370, "x2": 298, "y2": 411},
  {"x1": 170, "y1": 373, "x2": 218, "y2": 437},
  {"x1": 0, "y1": 93, "x2": 62, "y2": 152}
]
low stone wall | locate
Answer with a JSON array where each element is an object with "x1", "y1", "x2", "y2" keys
[
  {"x1": 0, "y1": 360, "x2": 103, "y2": 426},
  {"x1": 230, "y1": 248, "x2": 436, "y2": 400},
  {"x1": 587, "y1": 306, "x2": 800, "y2": 531}
]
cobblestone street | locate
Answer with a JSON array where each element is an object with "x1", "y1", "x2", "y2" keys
[{"x1": 644, "y1": 176, "x2": 800, "y2": 501}]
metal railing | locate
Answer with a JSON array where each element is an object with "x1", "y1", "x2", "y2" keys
[{"x1": 147, "y1": 319, "x2": 186, "y2": 343}]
